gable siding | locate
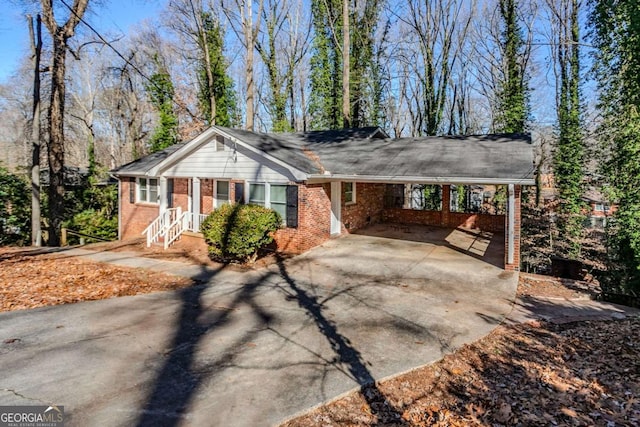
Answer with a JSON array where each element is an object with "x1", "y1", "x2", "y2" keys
[{"x1": 161, "y1": 140, "x2": 295, "y2": 182}]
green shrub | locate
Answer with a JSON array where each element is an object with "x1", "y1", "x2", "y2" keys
[
  {"x1": 0, "y1": 166, "x2": 30, "y2": 245},
  {"x1": 200, "y1": 203, "x2": 281, "y2": 262}
]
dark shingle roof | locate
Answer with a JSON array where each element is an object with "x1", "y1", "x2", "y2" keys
[
  {"x1": 221, "y1": 127, "x2": 535, "y2": 182},
  {"x1": 111, "y1": 126, "x2": 535, "y2": 183},
  {"x1": 111, "y1": 143, "x2": 186, "y2": 175}
]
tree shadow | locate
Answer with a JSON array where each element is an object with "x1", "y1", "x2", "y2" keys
[
  {"x1": 273, "y1": 254, "x2": 407, "y2": 425},
  {"x1": 135, "y1": 263, "x2": 273, "y2": 426}
]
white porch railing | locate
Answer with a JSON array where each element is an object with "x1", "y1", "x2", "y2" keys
[
  {"x1": 144, "y1": 208, "x2": 209, "y2": 249},
  {"x1": 142, "y1": 207, "x2": 181, "y2": 247}
]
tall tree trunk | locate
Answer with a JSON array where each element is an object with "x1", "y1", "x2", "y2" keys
[
  {"x1": 245, "y1": 0, "x2": 255, "y2": 130},
  {"x1": 342, "y1": 0, "x2": 350, "y2": 128},
  {"x1": 41, "y1": 0, "x2": 89, "y2": 246},
  {"x1": 47, "y1": 33, "x2": 67, "y2": 246},
  {"x1": 28, "y1": 14, "x2": 42, "y2": 247}
]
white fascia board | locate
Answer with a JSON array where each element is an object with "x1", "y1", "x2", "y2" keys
[
  {"x1": 307, "y1": 174, "x2": 535, "y2": 186},
  {"x1": 147, "y1": 127, "x2": 219, "y2": 176},
  {"x1": 211, "y1": 126, "x2": 309, "y2": 181}
]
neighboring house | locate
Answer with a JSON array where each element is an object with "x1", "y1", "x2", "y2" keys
[
  {"x1": 110, "y1": 126, "x2": 536, "y2": 271},
  {"x1": 583, "y1": 187, "x2": 616, "y2": 229}
]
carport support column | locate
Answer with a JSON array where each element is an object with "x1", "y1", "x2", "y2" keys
[
  {"x1": 441, "y1": 185, "x2": 451, "y2": 227},
  {"x1": 505, "y1": 184, "x2": 521, "y2": 271}
]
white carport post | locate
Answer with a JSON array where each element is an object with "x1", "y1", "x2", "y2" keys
[
  {"x1": 507, "y1": 184, "x2": 515, "y2": 265},
  {"x1": 159, "y1": 177, "x2": 168, "y2": 215}
]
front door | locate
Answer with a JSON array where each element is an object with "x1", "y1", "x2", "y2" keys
[{"x1": 330, "y1": 181, "x2": 341, "y2": 235}]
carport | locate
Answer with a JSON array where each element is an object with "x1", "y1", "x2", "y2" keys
[{"x1": 306, "y1": 133, "x2": 536, "y2": 271}]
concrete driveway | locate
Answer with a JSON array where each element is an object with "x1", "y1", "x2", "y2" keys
[{"x1": 0, "y1": 226, "x2": 517, "y2": 426}]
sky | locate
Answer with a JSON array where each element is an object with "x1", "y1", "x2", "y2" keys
[{"x1": 0, "y1": 0, "x2": 164, "y2": 82}]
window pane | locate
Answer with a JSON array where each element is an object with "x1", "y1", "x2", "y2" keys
[
  {"x1": 216, "y1": 181, "x2": 229, "y2": 198},
  {"x1": 270, "y1": 185, "x2": 287, "y2": 203},
  {"x1": 271, "y1": 201, "x2": 286, "y2": 220},
  {"x1": 149, "y1": 179, "x2": 158, "y2": 203},
  {"x1": 139, "y1": 178, "x2": 147, "y2": 202},
  {"x1": 344, "y1": 182, "x2": 354, "y2": 203},
  {"x1": 216, "y1": 181, "x2": 229, "y2": 208},
  {"x1": 249, "y1": 184, "x2": 265, "y2": 205}
]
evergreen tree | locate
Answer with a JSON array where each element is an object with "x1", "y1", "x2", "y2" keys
[
  {"x1": 591, "y1": 0, "x2": 640, "y2": 294},
  {"x1": 495, "y1": 0, "x2": 530, "y2": 133},
  {"x1": 198, "y1": 12, "x2": 238, "y2": 127},
  {"x1": 553, "y1": 0, "x2": 585, "y2": 258},
  {"x1": 146, "y1": 59, "x2": 178, "y2": 153},
  {"x1": 309, "y1": 0, "x2": 343, "y2": 129},
  {"x1": 308, "y1": 0, "x2": 382, "y2": 130}
]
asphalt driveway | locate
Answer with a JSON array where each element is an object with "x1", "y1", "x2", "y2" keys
[{"x1": 0, "y1": 227, "x2": 517, "y2": 426}]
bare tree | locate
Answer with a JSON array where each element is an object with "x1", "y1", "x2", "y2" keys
[
  {"x1": 396, "y1": 0, "x2": 474, "y2": 135},
  {"x1": 223, "y1": 0, "x2": 264, "y2": 130},
  {"x1": 27, "y1": 14, "x2": 43, "y2": 246},
  {"x1": 40, "y1": 0, "x2": 90, "y2": 246}
]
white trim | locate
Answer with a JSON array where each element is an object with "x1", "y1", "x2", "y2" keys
[
  {"x1": 137, "y1": 177, "x2": 159, "y2": 204},
  {"x1": 508, "y1": 184, "x2": 515, "y2": 265},
  {"x1": 192, "y1": 177, "x2": 201, "y2": 214},
  {"x1": 308, "y1": 174, "x2": 535, "y2": 186},
  {"x1": 214, "y1": 180, "x2": 230, "y2": 208},
  {"x1": 159, "y1": 177, "x2": 168, "y2": 214}
]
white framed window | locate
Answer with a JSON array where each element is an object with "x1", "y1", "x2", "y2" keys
[
  {"x1": 344, "y1": 182, "x2": 356, "y2": 204},
  {"x1": 215, "y1": 180, "x2": 230, "y2": 208},
  {"x1": 249, "y1": 183, "x2": 266, "y2": 206},
  {"x1": 270, "y1": 184, "x2": 287, "y2": 219},
  {"x1": 594, "y1": 203, "x2": 605, "y2": 212},
  {"x1": 248, "y1": 182, "x2": 298, "y2": 228},
  {"x1": 137, "y1": 177, "x2": 159, "y2": 204}
]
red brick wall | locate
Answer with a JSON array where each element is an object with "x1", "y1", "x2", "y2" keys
[
  {"x1": 382, "y1": 208, "x2": 505, "y2": 233},
  {"x1": 172, "y1": 178, "x2": 189, "y2": 212},
  {"x1": 275, "y1": 183, "x2": 332, "y2": 253},
  {"x1": 120, "y1": 178, "x2": 160, "y2": 239},
  {"x1": 201, "y1": 179, "x2": 214, "y2": 214},
  {"x1": 341, "y1": 183, "x2": 386, "y2": 232},
  {"x1": 505, "y1": 185, "x2": 522, "y2": 271}
]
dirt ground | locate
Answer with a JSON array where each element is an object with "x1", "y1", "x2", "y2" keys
[
  {"x1": 0, "y1": 247, "x2": 193, "y2": 312},
  {"x1": 282, "y1": 277, "x2": 640, "y2": 426}
]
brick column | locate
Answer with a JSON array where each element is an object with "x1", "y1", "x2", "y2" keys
[
  {"x1": 505, "y1": 185, "x2": 522, "y2": 271},
  {"x1": 441, "y1": 184, "x2": 451, "y2": 227}
]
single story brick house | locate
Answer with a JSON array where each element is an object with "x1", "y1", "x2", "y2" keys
[{"x1": 111, "y1": 126, "x2": 535, "y2": 270}]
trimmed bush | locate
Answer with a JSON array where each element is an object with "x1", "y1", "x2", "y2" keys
[{"x1": 200, "y1": 203, "x2": 281, "y2": 262}]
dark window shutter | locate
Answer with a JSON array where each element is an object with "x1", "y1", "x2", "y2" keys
[
  {"x1": 129, "y1": 177, "x2": 135, "y2": 203},
  {"x1": 235, "y1": 182, "x2": 245, "y2": 204},
  {"x1": 286, "y1": 185, "x2": 298, "y2": 228},
  {"x1": 167, "y1": 178, "x2": 174, "y2": 208}
]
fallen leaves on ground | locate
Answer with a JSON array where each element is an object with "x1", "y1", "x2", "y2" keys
[
  {"x1": 283, "y1": 278, "x2": 639, "y2": 427},
  {"x1": 0, "y1": 248, "x2": 194, "y2": 312},
  {"x1": 518, "y1": 272, "x2": 600, "y2": 299}
]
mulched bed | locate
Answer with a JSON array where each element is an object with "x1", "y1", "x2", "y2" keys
[
  {"x1": 282, "y1": 276, "x2": 639, "y2": 426},
  {"x1": 0, "y1": 247, "x2": 194, "y2": 312}
]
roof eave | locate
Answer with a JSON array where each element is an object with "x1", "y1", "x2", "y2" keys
[{"x1": 307, "y1": 174, "x2": 536, "y2": 186}]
